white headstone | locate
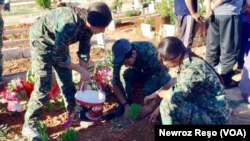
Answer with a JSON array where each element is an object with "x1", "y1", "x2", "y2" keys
[
  {"x1": 96, "y1": 33, "x2": 105, "y2": 48},
  {"x1": 108, "y1": 20, "x2": 116, "y2": 31},
  {"x1": 149, "y1": 2, "x2": 155, "y2": 13}
]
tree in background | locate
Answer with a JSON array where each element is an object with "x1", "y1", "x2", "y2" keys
[{"x1": 36, "y1": 0, "x2": 51, "y2": 9}]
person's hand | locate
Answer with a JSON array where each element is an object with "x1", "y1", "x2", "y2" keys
[
  {"x1": 144, "y1": 93, "x2": 157, "y2": 105},
  {"x1": 149, "y1": 107, "x2": 160, "y2": 124},
  {"x1": 205, "y1": 9, "x2": 213, "y2": 19},
  {"x1": 79, "y1": 66, "x2": 91, "y2": 82},
  {"x1": 191, "y1": 13, "x2": 202, "y2": 23},
  {"x1": 78, "y1": 66, "x2": 90, "y2": 90}
]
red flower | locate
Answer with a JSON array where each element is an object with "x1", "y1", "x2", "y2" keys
[
  {"x1": 22, "y1": 78, "x2": 34, "y2": 99},
  {"x1": 49, "y1": 83, "x2": 59, "y2": 100},
  {"x1": 22, "y1": 78, "x2": 59, "y2": 100}
]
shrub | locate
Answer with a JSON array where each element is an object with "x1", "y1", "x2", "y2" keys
[
  {"x1": 125, "y1": 103, "x2": 142, "y2": 121},
  {"x1": 36, "y1": 0, "x2": 51, "y2": 9},
  {"x1": 62, "y1": 127, "x2": 78, "y2": 141},
  {"x1": 155, "y1": 0, "x2": 174, "y2": 17},
  {"x1": 143, "y1": 16, "x2": 153, "y2": 26},
  {"x1": 125, "y1": 10, "x2": 141, "y2": 17},
  {"x1": 36, "y1": 122, "x2": 49, "y2": 141}
]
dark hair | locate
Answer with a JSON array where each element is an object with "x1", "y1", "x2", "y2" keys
[
  {"x1": 158, "y1": 36, "x2": 223, "y2": 84},
  {"x1": 87, "y1": 2, "x2": 112, "y2": 28},
  {"x1": 124, "y1": 46, "x2": 135, "y2": 60},
  {"x1": 58, "y1": 4, "x2": 88, "y2": 20},
  {"x1": 158, "y1": 36, "x2": 187, "y2": 61}
]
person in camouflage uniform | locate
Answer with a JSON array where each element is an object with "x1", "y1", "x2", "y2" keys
[
  {"x1": 111, "y1": 38, "x2": 171, "y2": 117},
  {"x1": 145, "y1": 37, "x2": 230, "y2": 124},
  {"x1": 22, "y1": 2, "x2": 112, "y2": 140},
  {"x1": 0, "y1": 0, "x2": 4, "y2": 82}
]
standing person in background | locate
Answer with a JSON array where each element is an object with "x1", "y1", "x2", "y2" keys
[
  {"x1": 236, "y1": 0, "x2": 250, "y2": 73},
  {"x1": 174, "y1": 0, "x2": 202, "y2": 49},
  {"x1": 22, "y1": 2, "x2": 112, "y2": 141},
  {"x1": 4, "y1": 0, "x2": 10, "y2": 11},
  {"x1": 0, "y1": 0, "x2": 4, "y2": 83},
  {"x1": 205, "y1": 0, "x2": 243, "y2": 89},
  {"x1": 238, "y1": 51, "x2": 250, "y2": 104}
]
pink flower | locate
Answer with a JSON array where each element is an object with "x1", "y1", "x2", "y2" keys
[
  {"x1": 14, "y1": 78, "x2": 24, "y2": 91},
  {"x1": 0, "y1": 98, "x2": 7, "y2": 104},
  {"x1": 5, "y1": 92, "x2": 20, "y2": 102},
  {"x1": 7, "y1": 101, "x2": 23, "y2": 112}
]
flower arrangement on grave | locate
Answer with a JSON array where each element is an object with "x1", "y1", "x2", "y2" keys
[
  {"x1": 90, "y1": 51, "x2": 113, "y2": 95},
  {"x1": 0, "y1": 78, "x2": 27, "y2": 112},
  {"x1": 24, "y1": 68, "x2": 60, "y2": 100}
]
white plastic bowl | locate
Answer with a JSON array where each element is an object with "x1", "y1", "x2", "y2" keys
[{"x1": 75, "y1": 90, "x2": 106, "y2": 104}]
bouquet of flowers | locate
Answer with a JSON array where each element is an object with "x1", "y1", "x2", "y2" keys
[
  {"x1": 72, "y1": 51, "x2": 113, "y2": 95},
  {"x1": 0, "y1": 78, "x2": 26, "y2": 112},
  {"x1": 91, "y1": 51, "x2": 113, "y2": 95},
  {"x1": 25, "y1": 68, "x2": 60, "y2": 100}
]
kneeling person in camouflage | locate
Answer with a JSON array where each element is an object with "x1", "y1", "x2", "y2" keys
[{"x1": 111, "y1": 39, "x2": 171, "y2": 118}]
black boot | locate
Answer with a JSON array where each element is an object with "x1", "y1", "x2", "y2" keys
[{"x1": 221, "y1": 73, "x2": 239, "y2": 89}]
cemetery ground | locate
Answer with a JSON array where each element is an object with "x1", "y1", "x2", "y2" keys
[{"x1": 1, "y1": 1, "x2": 250, "y2": 141}]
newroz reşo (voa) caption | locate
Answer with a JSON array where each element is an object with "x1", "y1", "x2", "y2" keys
[{"x1": 158, "y1": 128, "x2": 246, "y2": 138}]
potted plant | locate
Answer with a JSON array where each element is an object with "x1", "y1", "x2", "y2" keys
[
  {"x1": 155, "y1": 0, "x2": 175, "y2": 24},
  {"x1": 141, "y1": 16, "x2": 154, "y2": 38},
  {"x1": 112, "y1": 0, "x2": 123, "y2": 13}
]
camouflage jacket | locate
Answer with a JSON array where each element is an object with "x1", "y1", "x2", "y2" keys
[
  {"x1": 170, "y1": 56, "x2": 229, "y2": 116},
  {"x1": 29, "y1": 7, "x2": 93, "y2": 67},
  {"x1": 112, "y1": 41, "x2": 168, "y2": 87}
]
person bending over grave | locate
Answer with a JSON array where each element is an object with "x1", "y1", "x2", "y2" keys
[
  {"x1": 22, "y1": 2, "x2": 112, "y2": 140},
  {"x1": 111, "y1": 38, "x2": 171, "y2": 118},
  {"x1": 144, "y1": 37, "x2": 230, "y2": 124}
]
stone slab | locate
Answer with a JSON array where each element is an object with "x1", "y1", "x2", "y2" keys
[{"x1": 2, "y1": 47, "x2": 22, "y2": 61}]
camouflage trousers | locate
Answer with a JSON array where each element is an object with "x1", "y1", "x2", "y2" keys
[
  {"x1": 0, "y1": 14, "x2": 4, "y2": 78},
  {"x1": 123, "y1": 68, "x2": 170, "y2": 102},
  {"x1": 160, "y1": 98, "x2": 230, "y2": 125},
  {"x1": 24, "y1": 40, "x2": 76, "y2": 127}
]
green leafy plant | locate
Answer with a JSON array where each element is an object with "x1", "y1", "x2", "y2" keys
[
  {"x1": 61, "y1": 127, "x2": 78, "y2": 141},
  {"x1": 125, "y1": 10, "x2": 141, "y2": 17},
  {"x1": 143, "y1": 16, "x2": 153, "y2": 26},
  {"x1": 198, "y1": 0, "x2": 206, "y2": 16},
  {"x1": 155, "y1": 0, "x2": 174, "y2": 17},
  {"x1": 36, "y1": 122, "x2": 49, "y2": 141},
  {"x1": 125, "y1": 103, "x2": 142, "y2": 121},
  {"x1": 155, "y1": 0, "x2": 175, "y2": 24},
  {"x1": 112, "y1": 0, "x2": 123, "y2": 12},
  {"x1": 36, "y1": 0, "x2": 51, "y2": 9}
]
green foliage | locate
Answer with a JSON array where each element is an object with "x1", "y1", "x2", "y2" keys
[
  {"x1": 61, "y1": 127, "x2": 78, "y2": 141},
  {"x1": 125, "y1": 10, "x2": 141, "y2": 17},
  {"x1": 44, "y1": 101, "x2": 54, "y2": 111},
  {"x1": 143, "y1": 16, "x2": 153, "y2": 26},
  {"x1": 27, "y1": 68, "x2": 35, "y2": 83},
  {"x1": 44, "y1": 99, "x2": 64, "y2": 111},
  {"x1": 125, "y1": 103, "x2": 142, "y2": 121},
  {"x1": 112, "y1": 0, "x2": 123, "y2": 12},
  {"x1": 36, "y1": 0, "x2": 51, "y2": 9},
  {"x1": 155, "y1": 0, "x2": 174, "y2": 17},
  {"x1": 198, "y1": 0, "x2": 206, "y2": 16},
  {"x1": 141, "y1": 0, "x2": 153, "y2": 5},
  {"x1": 36, "y1": 122, "x2": 49, "y2": 141}
]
